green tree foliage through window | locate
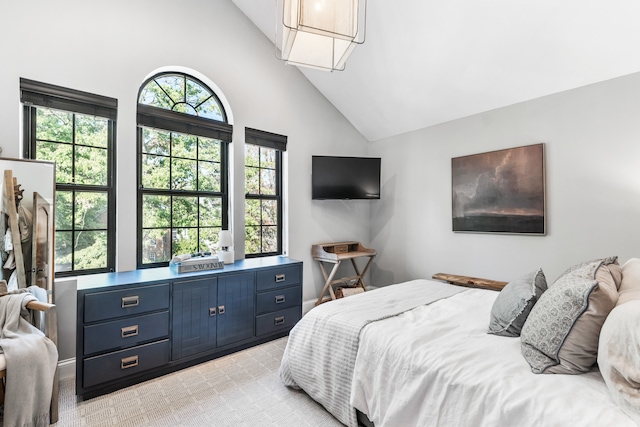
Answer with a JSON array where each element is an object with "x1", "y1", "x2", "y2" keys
[
  {"x1": 245, "y1": 142, "x2": 282, "y2": 257},
  {"x1": 140, "y1": 127, "x2": 224, "y2": 264},
  {"x1": 33, "y1": 107, "x2": 112, "y2": 273}
]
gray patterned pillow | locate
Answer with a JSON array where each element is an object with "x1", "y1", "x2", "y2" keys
[
  {"x1": 488, "y1": 268, "x2": 547, "y2": 337},
  {"x1": 520, "y1": 256, "x2": 619, "y2": 374}
]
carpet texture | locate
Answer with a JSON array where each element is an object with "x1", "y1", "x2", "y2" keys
[{"x1": 51, "y1": 337, "x2": 343, "y2": 426}]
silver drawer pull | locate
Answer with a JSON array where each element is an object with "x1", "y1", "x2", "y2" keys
[
  {"x1": 209, "y1": 307, "x2": 217, "y2": 316},
  {"x1": 121, "y1": 355, "x2": 139, "y2": 369},
  {"x1": 121, "y1": 296, "x2": 139, "y2": 308},
  {"x1": 275, "y1": 295, "x2": 286, "y2": 304},
  {"x1": 121, "y1": 325, "x2": 139, "y2": 338},
  {"x1": 275, "y1": 274, "x2": 286, "y2": 283},
  {"x1": 218, "y1": 305, "x2": 225, "y2": 314},
  {"x1": 274, "y1": 316, "x2": 285, "y2": 326}
]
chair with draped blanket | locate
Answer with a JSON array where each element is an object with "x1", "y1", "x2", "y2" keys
[{"x1": 0, "y1": 283, "x2": 58, "y2": 426}]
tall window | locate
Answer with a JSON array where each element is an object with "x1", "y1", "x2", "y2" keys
[
  {"x1": 137, "y1": 72, "x2": 232, "y2": 268},
  {"x1": 21, "y1": 78, "x2": 117, "y2": 276},
  {"x1": 244, "y1": 128, "x2": 286, "y2": 257}
]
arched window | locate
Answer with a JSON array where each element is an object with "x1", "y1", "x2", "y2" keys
[
  {"x1": 137, "y1": 72, "x2": 232, "y2": 268},
  {"x1": 138, "y1": 73, "x2": 226, "y2": 121}
]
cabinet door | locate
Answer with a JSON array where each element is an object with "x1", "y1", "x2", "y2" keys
[
  {"x1": 217, "y1": 272, "x2": 255, "y2": 347},
  {"x1": 172, "y1": 277, "x2": 217, "y2": 360}
]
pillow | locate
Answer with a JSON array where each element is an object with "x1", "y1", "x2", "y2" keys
[
  {"x1": 487, "y1": 268, "x2": 547, "y2": 337},
  {"x1": 597, "y1": 300, "x2": 640, "y2": 424},
  {"x1": 618, "y1": 258, "x2": 640, "y2": 306},
  {"x1": 610, "y1": 261, "x2": 624, "y2": 290},
  {"x1": 520, "y1": 256, "x2": 619, "y2": 374}
]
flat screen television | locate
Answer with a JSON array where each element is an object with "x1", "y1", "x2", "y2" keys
[{"x1": 312, "y1": 156, "x2": 381, "y2": 200}]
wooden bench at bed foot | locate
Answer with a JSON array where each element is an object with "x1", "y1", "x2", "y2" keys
[{"x1": 431, "y1": 273, "x2": 508, "y2": 291}]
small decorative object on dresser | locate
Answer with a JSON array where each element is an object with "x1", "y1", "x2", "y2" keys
[{"x1": 217, "y1": 229, "x2": 234, "y2": 264}]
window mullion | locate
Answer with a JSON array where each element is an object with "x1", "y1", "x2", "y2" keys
[
  {"x1": 182, "y1": 73, "x2": 187, "y2": 104},
  {"x1": 71, "y1": 115, "x2": 77, "y2": 271},
  {"x1": 169, "y1": 193, "x2": 174, "y2": 259},
  {"x1": 260, "y1": 198, "x2": 265, "y2": 253},
  {"x1": 70, "y1": 190, "x2": 76, "y2": 272},
  {"x1": 71, "y1": 113, "x2": 76, "y2": 185},
  {"x1": 196, "y1": 135, "x2": 200, "y2": 253},
  {"x1": 246, "y1": 194, "x2": 278, "y2": 200}
]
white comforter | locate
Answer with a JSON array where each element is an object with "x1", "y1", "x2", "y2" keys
[
  {"x1": 351, "y1": 285, "x2": 638, "y2": 427},
  {"x1": 280, "y1": 280, "x2": 464, "y2": 426}
]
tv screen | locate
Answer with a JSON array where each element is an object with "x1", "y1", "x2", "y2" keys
[{"x1": 312, "y1": 156, "x2": 381, "y2": 200}]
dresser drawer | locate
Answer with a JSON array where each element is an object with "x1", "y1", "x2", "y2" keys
[
  {"x1": 84, "y1": 311, "x2": 169, "y2": 355},
  {"x1": 83, "y1": 340, "x2": 170, "y2": 388},
  {"x1": 256, "y1": 306, "x2": 301, "y2": 336},
  {"x1": 256, "y1": 286, "x2": 301, "y2": 315},
  {"x1": 84, "y1": 283, "x2": 170, "y2": 323},
  {"x1": 256, "y1": 266, "x2": 301, "y2": 291}
]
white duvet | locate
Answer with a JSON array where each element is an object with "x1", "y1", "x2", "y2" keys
[{"x1": 351, "y1": 286, "x2": 637, "y2": 427}]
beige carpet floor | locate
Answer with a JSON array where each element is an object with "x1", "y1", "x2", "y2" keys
[{"x1": 53, "y1": 337, "x2": 343, "y2": 426}]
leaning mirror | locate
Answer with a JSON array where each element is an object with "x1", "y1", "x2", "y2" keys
[{"x1": 0, "y1": 158, "x2": 55, "y2": 301}]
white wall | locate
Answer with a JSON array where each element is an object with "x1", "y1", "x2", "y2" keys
[
  {"x1": 369, "y1": 71, "x2": 640, "y2": 287},
  {"x1": 0, "y1": 0, "x2": 371, "y2": 364}
]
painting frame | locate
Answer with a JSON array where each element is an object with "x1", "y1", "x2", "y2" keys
[{"x1": 451, "y1": 143, "x2": 545, "y2": 235}]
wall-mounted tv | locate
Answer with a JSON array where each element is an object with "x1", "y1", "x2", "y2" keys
[{"x1": 312, "y1": 156, "x2": 381, "y2": 200}]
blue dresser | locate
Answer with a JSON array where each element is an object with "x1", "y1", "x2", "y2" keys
[{"x1": 76, "y1": 256, "x2": 302, "y2": 399}]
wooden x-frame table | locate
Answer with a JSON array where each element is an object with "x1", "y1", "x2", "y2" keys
[{"x1": 312, "y1": 242, "x2": 376, "y2": 306}]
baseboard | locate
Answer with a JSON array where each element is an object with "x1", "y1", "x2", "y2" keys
[
  {"x1": 303, "y1": 285, "x2": 380, "y2": 316},
  {"x1": 302, "y1": 299, "x2": 316, "y2": 315},
  {"x1": 58, "y1": 358, "x2": 76, "y2": 380}
]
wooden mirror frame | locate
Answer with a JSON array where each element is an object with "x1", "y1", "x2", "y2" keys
[{"x1": 0, "y1": 158, "x2": 55, "y2": 301}]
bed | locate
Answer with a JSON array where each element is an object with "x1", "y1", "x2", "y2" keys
[{"x1": 279, "y1": 257, "x2": 640, "y2": 427}]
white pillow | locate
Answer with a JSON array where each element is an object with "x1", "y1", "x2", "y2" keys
[
  {"x1": 619, "y1": 258, "x2": 640, "y2": 306},
  {"x1": 598, "y1": 300, "x2": 640, "y2": 424}
]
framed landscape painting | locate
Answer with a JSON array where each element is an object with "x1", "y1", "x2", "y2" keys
[{"x1": 451, "y1": 143, "x2": 545, "y2": 234}]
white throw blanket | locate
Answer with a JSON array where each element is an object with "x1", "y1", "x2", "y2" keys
[
  {"x1": 279, "y1": 279, "x2": 465, "y2": 427},
  {"x1": 0, "y1": 290, "x2": 58, "y2": 427}
]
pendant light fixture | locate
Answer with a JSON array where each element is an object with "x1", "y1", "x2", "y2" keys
[{"x1": 276, "y1": 0, "x2": 367, "y2": 71}]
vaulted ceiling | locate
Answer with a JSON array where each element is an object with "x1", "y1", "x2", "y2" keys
[{"x1": 233, "y1": 1, "x2": 640, "y2": 142}]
